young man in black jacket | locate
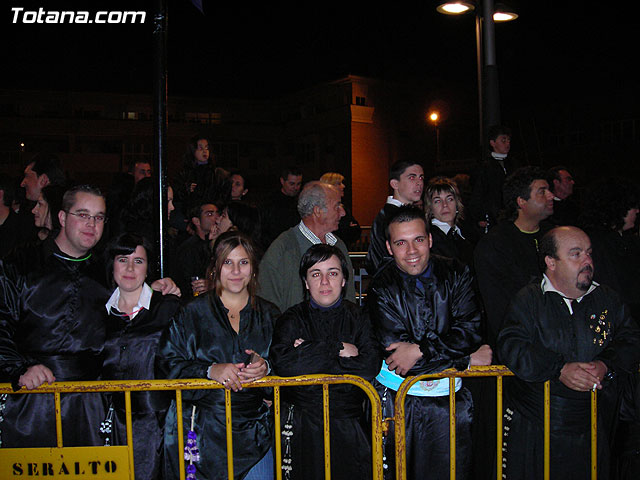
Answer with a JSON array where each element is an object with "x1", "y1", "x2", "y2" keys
[{"x1": 367, "y1": 206, "x2": 491, "y2": 479}]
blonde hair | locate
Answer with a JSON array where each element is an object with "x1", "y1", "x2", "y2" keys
[{"x1": 319, "y1": 172, "x2": 344, "y2": 186}]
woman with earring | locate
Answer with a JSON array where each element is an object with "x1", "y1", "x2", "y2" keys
[
  {"x1": 157, "y1": 231, "x2": 280, "y2": 480},
  {"x1": 424, "y1": 176, "x2": 475, "y2": 268},
  {"x1": 269, "y1": 244, "x2": 380, "y2": 480},
  {"x1": 103, "y1": 232, "x2": 182, "y2": 480}
]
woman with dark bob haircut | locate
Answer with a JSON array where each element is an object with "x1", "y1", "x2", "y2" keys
[
  {"x1": 102, "y1": 232, "x2": 182, "y2": 480},
  {"x1": 269, "y1": 244, "x2": 380, "y2": 480},
  {"x1": 157, "y1": 230, "x2": 281, "y2": 480}
]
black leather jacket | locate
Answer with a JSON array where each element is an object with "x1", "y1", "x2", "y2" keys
[{"x1": 366, "y1": 255, "x2": 482, "y2": 376}]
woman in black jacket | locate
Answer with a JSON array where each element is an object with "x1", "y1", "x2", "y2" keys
[{"x1": 270, "y1": 244, "x2": 380, "y2": 480}]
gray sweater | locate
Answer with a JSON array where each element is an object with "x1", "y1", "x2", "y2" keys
[{"x1": 257, "y1": 225, "x2": 356, "y2": 313}]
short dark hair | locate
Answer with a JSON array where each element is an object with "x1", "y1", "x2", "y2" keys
[
  {"x1": 546, "y1": 165, "x2": 569, "y2": 194},
  {"x1": 502, "y1": 166, "x2": 546, "y2": 222},
  {"x1": 538, "y1": 229, "x2": 559, "y2": 273},
  {"x1": 389, "y1": 160, "x2": 422, "y2": 181},
  {"x1": 188, "y1": 198, "x2": 222, "y2": 221},
  {"x1": 487, "y1": 125, "x2": 512, "y2": 143},
  {"x1": 280, "y1": 166, "x2": 302, "y2": 180},
  {"x1": 0, "y1": 174, "x2": 15, "y2": 207},
  {"x1": 187, "y1": 133, "x2": 209, "y2": 155},
  {"x1": 61, "y1": 184, "x2": 105, "y2": 213},
  {"x1": 209, "y1": 231, "x2": 260, "y2": 304},
  {"x1": 299, "y1": 243, "x2": 350, "y2": 284},
  {"x1": 28, "y1": 153, "x2": 66, "y2": 187},
  {"x1": 106, "y1": 232, "x2": 156, "y2": 289},
  {"x1": 385, "y1": 205, "x2": 429, "y2": 238},
  {"x1": 229, "y1": 170, "x2": 248, "y2": 191},
  {"x1": 226, "y1": 201, "x2": 261, "y2": 239},
  {"x1": 579, "y1": 177, "x2": 639, "y2": 232},
  {"x1": 128, "y1": 159, "x2": 152, "y2": 173}
]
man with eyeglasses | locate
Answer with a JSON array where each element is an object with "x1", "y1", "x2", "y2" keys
[
  {"x1": 1, "y1": 183, "x2": 180, "y2": 450},
  {"x1": 0, "y1": 184, "x2": 111, "y2": 448}
]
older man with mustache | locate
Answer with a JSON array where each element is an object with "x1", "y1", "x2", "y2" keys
[{"x1": 497, "y1": 226, "x2": 640, "y2": 480}]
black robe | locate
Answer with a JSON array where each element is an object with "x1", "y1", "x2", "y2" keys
[
  {"x1": 429, "y1": 223, "x2": 475, "y2": 269},
  {"x1": 474, "y1": 221, "x2": 548, "y2": 349},
  {"x1": 103, "y1": 289, "x2": 181, "y2": 480},
  {"x1": 173, "y1": 235, "x2": 212, "y2": 301},
  {"x1": 0, "y1": 238, "x2": 109, "y2": 447},
  {"x1": 156, "y1": 294, "x2": 280, "y2": 480},
  {"x1": 497, "y1": 282, "x2": 640, "y2": 480},
  {"x1": 366, "y1": 202, "x2": 400, "y2": 275},
  {"x1": 269, "y1": 300, "x2": 381, "y2": 480},
  {"x1": 468, "y1": 153, "x2": 521, "y2": 231},
  {"x1": 367, "y1": 256, "x2": 482, "y2": 480}
]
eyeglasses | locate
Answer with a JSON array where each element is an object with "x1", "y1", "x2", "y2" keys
[{"x1": 66, "y1": 211, "x2": 108, "y2": 224}]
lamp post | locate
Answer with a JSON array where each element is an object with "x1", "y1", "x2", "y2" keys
[
  {"x1": 428, "y1": 111, "x2": 441, "y2": 164},
  {"x1": 436, "y1": 1, "x2": 517, "y2": 153}
]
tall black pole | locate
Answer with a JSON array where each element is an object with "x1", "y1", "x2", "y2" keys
[
  {"x1": 475, "y1": 10, "x2": 483, "y2": 156},
  {"x1": 153, "y1": 0, "x2": 168, "y2": 276},
  {"x1": 482, "y1": 0, "x2": 501, "y2": 140}
]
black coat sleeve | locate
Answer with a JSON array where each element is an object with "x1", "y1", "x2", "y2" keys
[
  {"x1": 368, "y1": 262, "x2": 481, "y2": 376},
  {"x1": 0, "y1": 260, "x2": 35, "y2": 387},
  {"x1": 270, "y1": 303, "x2": 381, "y2": 381}
]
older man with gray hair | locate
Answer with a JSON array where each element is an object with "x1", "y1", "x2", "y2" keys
[{"x1": 258, "y1": 181, "x2": 355, "y2": 312}]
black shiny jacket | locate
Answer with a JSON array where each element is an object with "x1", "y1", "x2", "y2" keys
[{"x1": 366, "y1": 255, "x2": 482, "y2": 376}]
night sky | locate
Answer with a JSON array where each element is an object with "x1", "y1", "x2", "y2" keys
[{"x1": 2, "y1": 1, "x2": 638, "y2": 135}]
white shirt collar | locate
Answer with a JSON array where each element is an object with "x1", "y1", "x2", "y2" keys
[
  {"x1": 541, "y1": 274, "x2": 599, "y2": 314},
  {"x1": 431, "y1": 218, "x2": 464, "y2": 238},
  {"x1": 298, "y1": 221, "x2": 338, "y2": 246},
  {"x1": 105, "y1": 282, "x2": 153, "y2": 320},
  {"x1": 386, "y1": 196, "x2": 404, "y2": 207}
]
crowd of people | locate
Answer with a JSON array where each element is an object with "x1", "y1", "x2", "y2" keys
[{"x1": 1, "y1": 127, "x2": 640, "y2": 480}]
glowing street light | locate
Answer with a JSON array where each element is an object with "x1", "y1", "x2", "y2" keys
[
  {"x1": 427, "y1": 112, "x2": 441, "y2": 164},
  {"x1": 436, "y1": 0, "x2": 518, "y2": 151},
  {"x1": 437, "y1": 2, "x2": 518, "y2": 22},
  {"x1": 436, "y1": 2, "x2": 474, "y2": 15}
]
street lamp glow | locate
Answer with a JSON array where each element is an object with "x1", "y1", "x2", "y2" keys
[
  {"x1": 429, "y1": 112, "x2": 440, "y2": 124},
  {"x1": 494, "y1": 12, "x2": 516, "y2": 21},
  {"x1": 436, "y1": 2, "x2": 475, "y2": 15},
  {"x1": 494, "y1": 3, "x2": 518, "y2": 22}
]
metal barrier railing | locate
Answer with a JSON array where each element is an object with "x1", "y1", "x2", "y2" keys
[
  {"x1": 0, "y1": 368, "x2": 599, "y2": 480},
  {"x1": 393, "y1": 366, "x2": 598, "y2": 480},
  {"x1": 0, "y1": 374, "x2": 384, "y2": 480}
]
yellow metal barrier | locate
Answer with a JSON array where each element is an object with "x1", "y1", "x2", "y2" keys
[
  {"x1": 392, "y1": 366, "x2": 598, "y2": 480},
  {"x1": 0, "y1": 374, "x2": 384, "y2": 480},
  {"x1": 0, "y1": 368, "x2": 600, "y2": 480}
]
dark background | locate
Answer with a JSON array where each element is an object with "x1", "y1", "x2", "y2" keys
[{"x1": 2, "y1": 1, "x2": 639, "y2": 173}]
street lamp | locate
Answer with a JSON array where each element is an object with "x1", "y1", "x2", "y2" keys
[
  {"x1": 436, "y1": 0, "x2": 517, "y2": 152},
  {"x1": 428, "y1": 111, "x2": 441, "y2": 164}
]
